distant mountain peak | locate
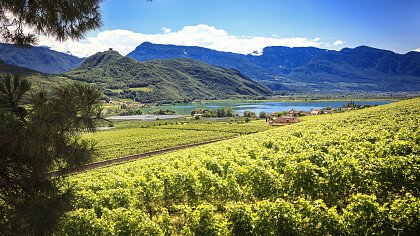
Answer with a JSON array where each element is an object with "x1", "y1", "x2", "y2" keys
[
  {"x1": 139, "y1": 41, "x2": 153, "y2": 46},
  {"x1": 79, "y1": 49, "x2": 135, "y2": 68},
  {"x1": 127, "y1": 42, "x2": 420, "y2": 93},
  {"x1": 0, "y1": 43, "x2": 83, "y2": 74}
]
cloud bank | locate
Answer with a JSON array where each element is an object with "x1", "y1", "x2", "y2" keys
[
  {"x1": 38, "y1": 24, "x2": 339, "y2": 57},
  {"x1": 333, "y1": 40, "x2": 344, "y2": 46}
]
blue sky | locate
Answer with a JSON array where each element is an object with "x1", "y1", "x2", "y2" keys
[{"x1": 40, "y1": 0, "x2": 420, "y2": 57}]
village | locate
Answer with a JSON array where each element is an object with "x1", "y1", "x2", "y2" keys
[
  {"x1": 265, "y1": 108, "x2": 331, "y2": 125},
  {"x1": 266, "y1": 101, "x2": 374, "y2": 125},
  {"x1": 99, "y1": 99, "x2": 374, "y2": 126}
]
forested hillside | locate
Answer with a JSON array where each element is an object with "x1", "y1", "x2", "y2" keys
[
  {"x1": 128, "y1": 42, "x2": 420, "y2": 93},
  {"x1": 59, "y1": 98, "x2": 419, "y2": 235},
  {"x1": 0, "y1": 59, "x2": 41, "y2": 76},
  {"x1": 0, "y1": 60, "x2": 71, "y2": 93},
  {"x1": 65, "y1": 50, "x2": 272, "y2": 103}
]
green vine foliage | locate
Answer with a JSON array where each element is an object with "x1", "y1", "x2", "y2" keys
[{"x1": 59, "y1": 98, "x2": 419, "y2": 235}]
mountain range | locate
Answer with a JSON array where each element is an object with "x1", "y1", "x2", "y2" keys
[
  {"x1": 64, "y1": 49, "x2": 272, "y2": 103},
  {"x1": 128, "y1": 42, "x2": 420, "y2": 93},
  {"x1": 0, "y1": 43, "x2": 82, "y2": 74},
  {"x1": 0, "y1": 42, "x2": 419, "y2": 94},
  {"x1": 0, "y1": 59, "x2": 41, "y2": 77}
]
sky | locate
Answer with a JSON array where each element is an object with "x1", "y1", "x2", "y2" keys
[{"x1": 38, "y1": 0, "x2": 420, "y2": 57}]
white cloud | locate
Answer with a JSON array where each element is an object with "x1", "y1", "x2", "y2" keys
[
  {"x1": 333, "y1": 40, "x2": 344, "y2": 46},
  {"x1": 38, "y1": 24, "x2": 326, "y2": 57},
  {"x1": 313, "y1": 37, "x2": 321, "y2": 42},
  {"x1": 414, "y1": 48, "x2": 420, "y2": 52},
  {"x1": 161, "y1": 27, "x2": 172, "y2": 34}
]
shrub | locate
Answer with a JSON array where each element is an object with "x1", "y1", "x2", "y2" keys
[
  {"x1": 243, "y1": 110, "x2": 256, "y2": 118},
  {"x1": 258, "y1": 111, "x2": 267, "y2": 118}
]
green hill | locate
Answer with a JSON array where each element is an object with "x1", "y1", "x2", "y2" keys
[
  {"x1": 0, "y1": 59, "x2": 41, "y2": 76},
  {"x1": 65, "y1": 49, "x2": 272, "y2": 103},
  {"x1": 60, "y1": 98, "x2": 419, "y2": 235},
  {"x1": 0, "y1": 60, "x2": 70, "y2": 93}
]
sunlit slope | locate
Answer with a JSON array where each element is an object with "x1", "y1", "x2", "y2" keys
[
  {"x1": 65, "y1": 50, "x2": 272, "y2": 103},
  {"x1": 82, "y1": 120, "x2": 273, "y2": 162},
  {"x1": 61, "y1": 98, "x2": 419, "y2": 235}
]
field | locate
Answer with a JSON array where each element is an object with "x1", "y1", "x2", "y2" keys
[
  {"x1": 82, "y1": 119, "x2": 274, "y2": 162},
  {"x1": 60, "y1": 98, "x2": 419, "y2": 235},
  {"x1": 110, "y1": 87, "x2": 153, "y2": 93},
  {"x1": 153, "y1": 120, "x2": 274, "y2": 135}
]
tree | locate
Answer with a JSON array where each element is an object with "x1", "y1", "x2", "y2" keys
[
  {"x1": 217, "y1": 107, "x2": 226, "y2": 117},
  {"x1": 0, "y1": 0, "x2": 102, "y2": 46},
  {"x1": 243, "y1": 110, "x2": 256, "y2": 118},
  {"x1": 259, "y1": 111, "x2": 267, "y2": 118},
  {"x1": 226, "y1": 107, "x2": 233, "y2": 117},
  {"x1": 0, "y1": 74, "x2": 102, "y2": 235}
]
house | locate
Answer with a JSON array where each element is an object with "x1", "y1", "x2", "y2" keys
[
  {"x1": 323, "y1": 109, "x2": 333, "y2": 114},
  {"x1": 288, "y1": 109, "x2": 299, "y2": 116},
  {"x1": 298, "y1": 110, "x2": 310, "y2": 116},
  {"x1": 310, "y1": 109, "x2": 321, "y2": 115},
  {"x1": 268, "y1": 116, "x2": 300, "y2": 126}
]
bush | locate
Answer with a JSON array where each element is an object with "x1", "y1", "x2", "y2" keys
[
  {"x1": 217, "y1": 107, "x2": 234, "y2": 117},
  {"x1": 119, "y1": 109, "x2": 142, "y2": 116},
  {"x1": 258, "y1": 111, "x2": 267, "y2": 118},
  {"x1": 343, "y1": 194, "x2": 388, "y2": 235},
  {"x1": 192, "y1": 107, "x2": 234, "y2": 118},
  {"x1": 243, "y1": 110, "x2": 256, "y2": 118},
  {"x1": 228, "y1": 203, "x2": 253, "y2": 236},
  {"x1": 184, "y1": 204, "x2": 224, "y2": 236},
  {"x1": 273, "y1": 111, "x2": 287, "y2": 117},
  {"x1": 152, "y1": 109, "x2": 177, "y2": 115}
]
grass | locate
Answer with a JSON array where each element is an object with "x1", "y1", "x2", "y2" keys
[
  {"x1": 109, "y1": 89, "x2": 123, "y2": 93},
  {"x1": 110, "y1": 87, "x2": 153, "y2": 93},
  {"x1": 128, "y1": 87, "x2": 153, "y2": 92}
]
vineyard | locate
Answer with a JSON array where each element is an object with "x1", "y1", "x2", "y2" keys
[
  {"x1": 82, "y1": 119, "x2": 273, "y2": 161},
  {"x1": 153, "y1": 120, "x2": 273, "y2": 135},
  {"x1": 60, "y1": 98, "x2": 419, "y2": 235}
]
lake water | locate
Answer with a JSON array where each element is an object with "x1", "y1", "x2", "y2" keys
[{"x1": 146, "y1": 100, "x2": 392, "y2": 115}]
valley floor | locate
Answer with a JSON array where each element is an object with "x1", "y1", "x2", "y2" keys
[{"x1": 58, "y1": 98, "x2": 419, "y2": 235}]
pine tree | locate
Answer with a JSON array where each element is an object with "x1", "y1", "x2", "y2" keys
[
  {"x1": 0, "y1": 0, "x2": 102, "y2": 46},
  {"x1": 0, "y1": 75, "x2": 102, "y2": 235}
]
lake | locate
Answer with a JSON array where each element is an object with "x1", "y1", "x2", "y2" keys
[{"x1": 145, "y1": 100, "x2": 392, "y2": 115}]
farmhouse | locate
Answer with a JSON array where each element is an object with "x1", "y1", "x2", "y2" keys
[
  {"x1": 287, "y1": 109, "x2": 299, "y2": 116},
  {"x1": 268, "y1": 116, "x2": 300, "y2": 126},
  {"x1": 310, "y1": 109, "x2": 321, "y2": 115},
  {"x1": 323, "y1": 109, "x2": 333, "y2": 114}
]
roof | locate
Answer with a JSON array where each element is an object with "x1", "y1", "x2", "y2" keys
[
  {"x1": 269, "y1": 116, "x2": 300, "y2": 123},
  {"x1": 278, "y1": 116, "x2": 297, "y2": 119}
]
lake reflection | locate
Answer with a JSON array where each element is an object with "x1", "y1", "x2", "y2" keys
[{"x1": 145, "y1": 100, "x2": 392, "y2": 115}]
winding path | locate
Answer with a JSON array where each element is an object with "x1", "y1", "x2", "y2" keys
[{"x1": 48, "y1": 136, "x2": 236, "y2": 177}]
